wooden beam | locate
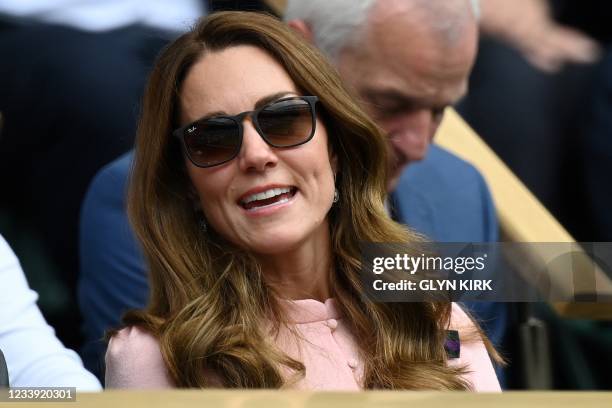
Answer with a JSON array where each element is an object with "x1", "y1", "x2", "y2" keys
[{"x1": 436, "y1": 109, "x2": 612, "y2": 319}]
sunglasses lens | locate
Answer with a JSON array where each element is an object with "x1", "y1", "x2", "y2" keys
[
  {"x1": 258, "y1": 98, "x2": 314, "y2": 147},
  {"x1": 183, "y1": 118, "x2": 240, "y2": 167}
]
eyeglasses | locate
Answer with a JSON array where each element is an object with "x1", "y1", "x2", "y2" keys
[{"x1": 173, "y1": 95, "x2": 319, "y2": 168}]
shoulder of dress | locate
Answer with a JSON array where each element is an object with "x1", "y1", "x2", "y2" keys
[
  {"x1": 105, "y1": 326, "x2": 174, "y2": 388},
  {"x1": 448, "y1": 303, "x2": 501, "y2": 391},
  {"x1": 449, "y1": 303, "x2": 473, "y2": 331},
  {"x1": 107, "y1": 326, "x2": 159, "y2": 357}
]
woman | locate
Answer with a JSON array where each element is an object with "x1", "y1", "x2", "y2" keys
[{"x1": 106, "y1": 11, "x2": 501, "y2": 390}]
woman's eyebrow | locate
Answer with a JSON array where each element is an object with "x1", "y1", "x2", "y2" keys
[
  {"x1": 199, "y1": 110, "x2": 227, "y2": 120},
  {"x1": 196, "y1": 91, "x2": 296, "y2": 121},
  {"x1": 254, "y1": 91, "x2": 296, "y2": 109}
]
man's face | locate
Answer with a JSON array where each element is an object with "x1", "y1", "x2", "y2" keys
[{"x1": 336, "y1": 5, "x2": 478, "y2": 192}]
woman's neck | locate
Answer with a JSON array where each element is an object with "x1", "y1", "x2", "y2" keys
[{"x1": 257, "y1": 221, "x2": 333, "y2": 302}]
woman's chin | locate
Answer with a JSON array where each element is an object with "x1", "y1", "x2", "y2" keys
[
  {"x1": 219, "y1": 217, "x2": 329, "y2": 257},
  {"x1": 245, "y1": 236, "x2": 303, "y2": 256}
]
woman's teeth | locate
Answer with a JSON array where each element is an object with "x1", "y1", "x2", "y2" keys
[
  {"x1": 240, "y1": 187, "x2": 295, "y2": 210},
  {"x1": 242, "y1": 187, "x2": 291, "y2": 204}
]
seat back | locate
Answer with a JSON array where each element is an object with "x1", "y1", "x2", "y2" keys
[{"x1": 0, "y1": 349, "x2": 9, "y2": 388}]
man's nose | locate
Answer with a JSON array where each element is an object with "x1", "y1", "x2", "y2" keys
[
  {"x1": 387, "y1": 109, "x2": 434, "y2": 148},
  {"x1": 237, "y1": 119, "x2": 278, "y2": 173}
]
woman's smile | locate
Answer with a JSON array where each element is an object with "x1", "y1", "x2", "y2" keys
[{"x1": 238, "y1": 185, "x2": 298, "y2": 213}]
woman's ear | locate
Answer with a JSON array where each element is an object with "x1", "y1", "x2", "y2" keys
[{"x1": 331, "y1": 153, "x2": 339, "y2": 179}]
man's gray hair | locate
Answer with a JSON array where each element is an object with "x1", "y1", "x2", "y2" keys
[
  {"x1": 470, "y1": 0, "x2": 481, "y2": 19},
  {"x1": 284, "y1": 0, "x2": 480, "y2": 61},
  {"x1": 284, "y1": 0, "x2": 376, "y2": 61}
]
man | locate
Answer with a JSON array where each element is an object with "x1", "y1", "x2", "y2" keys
[
  {"x1": 288, "y1": 0, "x2": 477, "y2": 188},
  {"x1": 285, "y1": 0, "x2": 497, "y2": 238},
  {"x1": 284, "y1": 0, "x2": 504, "y2": 351},
  {"x1": 79, "y1": 0, "x2": 505, "y2": 379}
]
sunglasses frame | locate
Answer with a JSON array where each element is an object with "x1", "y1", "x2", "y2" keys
[{"x1": 173, "y1": 95, "x2": 319, "y2": 168}]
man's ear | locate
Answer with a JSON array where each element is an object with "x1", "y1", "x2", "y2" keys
[{"x1": 287, "y1": 19, "x2": 314, "y2": 44}]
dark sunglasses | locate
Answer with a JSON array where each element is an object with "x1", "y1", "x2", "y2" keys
[{"x1": 173, "y1": 95, "x2": 319, "y2": 168}]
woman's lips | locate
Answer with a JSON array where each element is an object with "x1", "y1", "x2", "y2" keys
[{"x1": 239, "y1": 186, "x2": 298, "y2": 211}]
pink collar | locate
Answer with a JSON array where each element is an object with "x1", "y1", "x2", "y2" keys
[{"x1": 279, "y1": 298, "x2": 342, "y2": 324}]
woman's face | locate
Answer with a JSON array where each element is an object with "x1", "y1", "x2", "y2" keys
[{"x1": 179, "y1": 45, "x2": 337, "y2": 255}]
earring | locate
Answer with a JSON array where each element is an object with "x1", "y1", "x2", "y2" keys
[
  {"x1": 333, "y1": 188, "x2": 339, "y2": 203},
  {"x1": 199, "y1": 217, "x2": 207, "y2": 232}
]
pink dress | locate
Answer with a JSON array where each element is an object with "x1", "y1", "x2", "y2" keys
[{"x1": 105, "y1": 301, "x2": 500, "y2": 391}]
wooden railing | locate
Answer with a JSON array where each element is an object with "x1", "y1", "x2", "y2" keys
[
  {"x1": 30, "y1": 390, "x2": 612, "y2": 408},
  {"x1": 436, "y1": 109, "x2": 612, "y2": 319}
]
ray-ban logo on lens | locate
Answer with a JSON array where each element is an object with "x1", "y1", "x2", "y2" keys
[{"x1": 187, "y1": 126, "x2": 196, "y2": 133}]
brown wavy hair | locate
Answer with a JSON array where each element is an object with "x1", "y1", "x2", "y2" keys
[{"x1": 124, "y1": 11, "x2": 495, "y2": 389}]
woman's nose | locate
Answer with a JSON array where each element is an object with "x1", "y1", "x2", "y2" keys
[{"x1": 237, "y1": 119, "x2": 278, "y2": 173}]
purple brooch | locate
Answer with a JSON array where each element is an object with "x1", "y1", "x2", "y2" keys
[{"x1": 445, "y1": 330, "x2": 460, "y2": 359}]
